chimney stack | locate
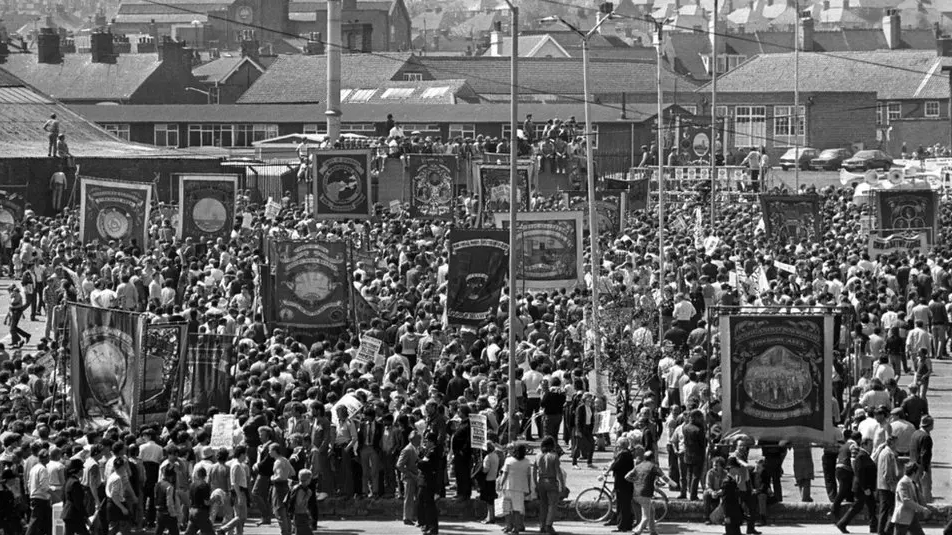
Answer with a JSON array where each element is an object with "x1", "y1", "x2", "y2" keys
[
  {"x1": 883, "y1": 8, "x2": 901, "y2": 49},
  {"x1": 37, "y1": 27, "x2": 62, "y2": 64},
  {"x1": 240, "y1": 39, "x2": 260, "y2": 61},
  {"x1": 305, "y1": 32, "x2": 324, "y2": 54},
  {"x1": 90, "y1": 30, "x2": 116, "y2": 63},
  {"x1": 490, "y1": 20, "x2": 503, "y2": 56},
  {"x1": 798, "y1": 11, "x2": 814, "y2": 51}
]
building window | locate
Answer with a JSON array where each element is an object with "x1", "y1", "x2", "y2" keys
[
  {"x1": 925, "y1": 101, "x2": 940, "y2": 118},
  {"x1": 876, "y1": 102, "x2": 884, "y2": 126},
  {"x1": 349, "y1": 89, "x2": 375, "y2": 102},
  {"x1": 102, "y1": 123, "x2": 130, "y2": 141},
  {"x1": 341, "y1": 123, "x2": 376, "y2": 133},
  {"x1": 234, "y1": 124, "x2": 279, "y2": 146},
  {"x1": 403, "y1": 72, "x2": 424, "y2": 81},
  {"x1": 733, "y1": 106, "x2": 766, "y2": 148},
  {"x1": 153, "y1": 124, "x2": 179, "y2": 147},
  {"x1": 303, "y1": 123, "x2": 328, "y2": 135},
  {"x1": 681, "y1": 105, "x2": 697, "y2": 115},
  {"x1": 773, "y1": 105, "x2": 805, "y2": 138},
  {"x1": 448, "y1": 123, "x2": 475, "y2": 139},
  {"x1": 402, "y1": 123, "x2": 440, "y2": 133},
  {"x1": 381, "y1": 87, "x2": 414, "y2": 99},
  {"x1": 704, "y1": 54, "x2": 747, "y2": 74},
  {"x1": 421, "y1": 87, "x2": 450, "y2": 99},
  {"x1": 887, "y1": 102, "x2": 901, "y2": 122},
  {"x1": 188, "y1": 124, "x2": 234, "y2": 147}
]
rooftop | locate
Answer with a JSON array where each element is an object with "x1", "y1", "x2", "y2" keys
[
  {"x1": 0, "y1": 67, "x2": 212, "y2": 158},
  {"x1": 192, "y1": 55, "x2": 263, "y2": 84},
  {"x1": 415, "y1": 55, "x2": 698, "y2": 96},
  {"x1": 1, "y1": 53, "x2": 164, "y2": 102},
  {"x1": 700, "y1": 49, "x2": 952, "y2": 100},
  {"x1": 237, "y1": 52, "x2": 418, "y2": 104}
]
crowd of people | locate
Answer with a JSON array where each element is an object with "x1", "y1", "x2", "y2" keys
[{"x1": 0, "y1": 149, "x2": 949, "y2": 535}]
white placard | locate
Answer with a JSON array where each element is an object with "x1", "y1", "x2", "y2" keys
[
  {"x1": 470, "y1": 414, "x2": 487, "y2": 450},
  {"x1": 210, "y1": 414, "x2": 236, "y2": 450},
  {"x1": 594, "y1": 410, "x2": 613, "y2": 435},
  {"x1": 356, "y1": 336, "x2": 382, "y2": 364}
]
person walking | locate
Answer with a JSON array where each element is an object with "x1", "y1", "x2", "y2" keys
[
  {"x1": 284, "y1": 469, "x2": 320, "y2": 535},
  {"x1": 892, "y1": 463, "x2": 933, "y2": 535},
  {"x1": 62, "y1": 459, "x2": 88, "y2": 535},
  {"x1": 626, "y1": 446, "x2": 673, "y2": 535},
  {"x1": 873, "y1": 435, "x2": 900, "y2": 535},
  {"x1": 7, "y1": 284, "x2": 30, "y2": 348},
  {"x1": 396, "y1": 432, "x2": 420, "y2": 525},
  {"x1": 572, "y1": 393, "x2": 595, "y2": 469},
  {"x1": 26, "y1": 449, "x2": 52, "y2": 535},
  {"x1": 534, "y1": 436, "x2": 565, "y2": 535},
  {"x1": 497, "y1": 443, "x2": 533, "y2": 535},
  {"x1": 154, "y1": 465, "x2": 182, "y2": 535},
  {"x1": 268, "y1": 444, "x2": 293, "y2": 535},
  {"x1": 450, "y1": 406, "x2": 473, "y2": 501},
  {"x1": 836, "y1": 439, "x2": 877, "y2": 534},
  {"x1": 184, "y1": 466, "x2": 213, "y2": 535},
  {"x1": 417, "y1": 431, "x2": 443, "y2": 535},
  {"x1": 105, "y1": 457, "x2": 131, "y2": 535},
  {"x1": 608, "y1": 438, "x2": 635, "y2": 532},
  {"x1": 909, "y1": 416, "x2": 933, "y2": 503},
  {"x1": 681, "y1": 410, "x2": 707, "y2": 501},
  {"x1": 478, "y1": 442, "x2": 500, "y2": 524},
  {"x1": 721, "y1": 475, "x2": 747, "y2": 535}
]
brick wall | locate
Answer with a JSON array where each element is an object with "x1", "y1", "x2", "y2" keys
[{"x1": 696, "y1": 91, "x2": 878, "y2": 160}]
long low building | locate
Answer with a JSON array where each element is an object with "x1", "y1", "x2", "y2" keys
[{"x1": 68, "y1": 102, "x2": 692, "y2": 174}]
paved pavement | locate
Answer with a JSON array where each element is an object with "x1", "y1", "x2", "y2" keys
[{"x1": 240, "y1": 518, "x2": 951, "y2": 534}]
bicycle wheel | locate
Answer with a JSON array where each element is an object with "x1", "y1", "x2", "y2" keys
[
  {"x1": 574, "y1": 487, "x2": 614, "y2": 523},
  {"x1": 653, "y1": 489, "x2": 669, "y2": 522}
]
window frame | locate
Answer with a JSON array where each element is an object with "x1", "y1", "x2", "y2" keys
[
  {"x1": 733, "y1": 105, "x2": 767, "y2": 148},
  {"x1": 403, "y1": 72, "x2": 424, "y2": 82},
  {"x1": 772, "y1": 105, "x2": 805, "y2": 138},
  {"x1": 102, "y1": 123, "x2": 131, "y2": 141},
  {"x1": 153, "y1": 123, "x2": 179, "y2": 147},
  {"x1": 925, "y1": 100, "x2": 940, "y2": 118},
  {"x1": 887, "y1": 102, "x2": 901, "y2": 122},
  {"x1": 448, "y1": 123, "x2": 475, "y2": 140}
]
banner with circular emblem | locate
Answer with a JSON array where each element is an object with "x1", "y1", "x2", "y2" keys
[
  {"x1": 79, "y1": 177, "x2": 152, "y2": 247},
  {"x1": 177, "y1": 174, "x2": 238, "y2": 242},
  {"x1": 406, "y1": 154, "x2": 457, "y2": 220},
  {"x1": 311, "y1": 149, "x2": 373, "y2": 219},
  {"x1": 271, "y1": 239, "x2": 350, "y2": 328}
]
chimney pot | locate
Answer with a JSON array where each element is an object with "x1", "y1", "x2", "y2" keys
[
  {"x1": 798, "y1": 12, "x2": 814, "y2": 51},
  {"x1": 36, "y1": 27, "x2": 62, "y2": 64}
]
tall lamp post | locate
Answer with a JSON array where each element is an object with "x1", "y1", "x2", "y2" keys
[
  {"x1": 540, "y1": 4, "x2": 615, "y2": 396},
  {"x1": 647, "y1": 15, "x2": 669, "y2": 344},
  {"x1": 500, "y1": 0, "x2": 519, "y2": 444},
  {"x1": 326, "y1": 0, "x2": 342, "y2": 144}
]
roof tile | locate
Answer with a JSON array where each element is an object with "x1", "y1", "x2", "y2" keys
[{"x1": 1, "y1": 53, "x2": 163, "y2": 101}]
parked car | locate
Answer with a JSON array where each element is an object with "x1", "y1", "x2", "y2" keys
[
  {"x1": 779, "y1": 147, "x2": 818, "y2": 170},
  {"x1": 809, "y1": 148, "x2": 853, "y2": 170},
  {"x1": 841, "y1": 150, "x2": 893, "y2": 171}
]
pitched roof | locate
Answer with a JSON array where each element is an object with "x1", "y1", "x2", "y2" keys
[
  {"x1": 0, "y1": 67, "x2": 210, "y2": 158},
  {"x1": 67, "y1": 102, "x2": 684, "y2": 124},
  {"x1": 410, "y1": 9, "x2": 446, "y2": 34},
  {"x1": 450, "y1": 11, "x2": 503, "y2": 38},
  {"x1": 700, "y1": 50, "x2": 952, "y2": 100},
  {"x1": 481, "y1": 34, "x2": 571, "y2": 57},
  {"x1": 192, "y1": 55, "x2": 263, "y2": 84},
  {"x1": 339, "y1": 79, "x2": 477, "y2": 104},
  {"x1": 237, "y1": 53, "x2": 419, "y2": 103},
  {"x1": 415, "y1": 56, "x2": 698, "y2": 96},
  {"x1": 1, "y1": 53, "x2": 163, "y2": 101}
]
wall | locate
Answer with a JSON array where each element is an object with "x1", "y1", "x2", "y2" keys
[
  {"x1": 887, "y1": 118, "x2": 952, "y2": 155},
  {"x1": 308, "y1": 10, "x2": 393, "y2": 51},
  {"x1": 0, "y1": 157, "x2": 223, "y2": 216},
  {"x1": 130, "y1": 56, "x2": 207, "y2": 105},
  {"x1": 696, "y1": 91, "x2": 878, "y2": 160}
]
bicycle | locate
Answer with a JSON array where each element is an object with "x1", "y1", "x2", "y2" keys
[{"x1": 574, "y1": 474, "x2": 669, "y2": 523}]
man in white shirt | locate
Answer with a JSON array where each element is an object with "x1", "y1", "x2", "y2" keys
[
  {"x1": 522, "y1": 361, "x2": 544, "y2": 440},
  {"x1": 672, "y1": 293, "x2": 696, "y2": 330},
  {"x1": 221, "y1": 446, "x2": 249, "y2": 535},
  {"x1": 26, "y1": 449, "x2": 52, "y2": 535}
]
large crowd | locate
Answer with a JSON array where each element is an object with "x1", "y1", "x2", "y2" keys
[{"x1": 0, "y1": 143, "x2": 949, "y2": 535}]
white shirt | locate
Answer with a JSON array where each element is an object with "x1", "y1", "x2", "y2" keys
[
  {"x1": 523, "y1": 370, "x2": 544, "y2": 399},
  {"x1": 140, "y1": 441, "x2": 163, "y2": 463},
  {"x1": 29, "y1": 462, "x2": 51, "y2": 500},
  {"x1": 673, "y1": 300, "x2": 696, "y2": 321}
]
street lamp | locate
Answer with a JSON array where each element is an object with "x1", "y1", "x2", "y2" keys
[
  {"x1": 500, "y1": 0, "x2": 519, "y2": 445},
  {"x1": 645, "y1": 14, "x2": 670, "y2": 344},
  {"x1": 540, "y1": 5, "x2": 614, "y2": 397}
]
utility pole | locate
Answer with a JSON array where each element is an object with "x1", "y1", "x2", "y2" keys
[
  {"x1": 326, "y1": 0, "x2": 342, "y2": 144},
  {"x1": 504, "y1": 0, "x2": 519, "y2": 445}
]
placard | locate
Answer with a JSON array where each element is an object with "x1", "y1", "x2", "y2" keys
[
  {"x1": 210, "y1": 413, "x2": 236, "y2": 450},
  {"x1": 594, "y1": 410, "x2": 613, "y2": 435},
  {"x1": 470, "y1": 414, "x2": 487, "y2": 450},
  {"x1": 355, "y1": 336, "x2": 382, "y2": 364}
]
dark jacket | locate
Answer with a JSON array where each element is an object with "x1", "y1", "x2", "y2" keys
[
  {"x1": 284, "y1": 482, "x2": 319, "y2": 519},
  {"x1": 681, "y1": 422, "x2": 706, "y2": 465},
  {"x1": 62, "y1": 477, "x2": 86, "y2": 521},
  {"x1": 851, "y1": 449, "x2": 877, "y2": 494},
  {"x1": 574, "y1": 405, "x2": 594, "y2": 437},
  {"x1": 610, "y1": 450, "x2": 635, "y2": 494},
  {"x1": 910, "y1": 429, "x2": 932, "y2": 470}
]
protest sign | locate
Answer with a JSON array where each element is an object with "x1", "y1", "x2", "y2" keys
[
  {"x1": 595, "y1": 410, "x2": 613, "y2": 435},
  {"x1": 470, "y1": 414, "x2": 488, "y2": 450},
  {"x1": 356, "y1": 336, "x2": 382, "y2": 364},
  {"x1": 210, "y1": 413, "x2": 236, "y2": 450}
]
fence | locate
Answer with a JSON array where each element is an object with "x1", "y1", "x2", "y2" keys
[{"x1": 629, "y1": 165, "x2": 758, "y2": 206}]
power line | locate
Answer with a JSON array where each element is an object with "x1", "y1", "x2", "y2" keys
[{"x1": 129, "y1": 0, "x2": 902, "y2": 148}]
